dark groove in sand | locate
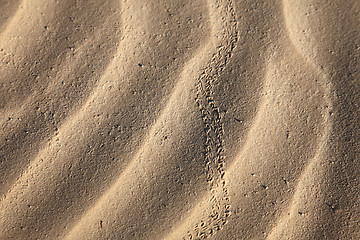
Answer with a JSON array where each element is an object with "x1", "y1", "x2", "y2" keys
[{"x1": 187, "y1": 0, "x2": 238, "y2": 238}]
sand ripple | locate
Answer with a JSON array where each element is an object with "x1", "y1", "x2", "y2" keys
[{"x1": 0, "y1": 0, "x2": 359, "y2": 239}]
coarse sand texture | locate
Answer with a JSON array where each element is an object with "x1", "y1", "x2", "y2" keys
[{"x1": 0, "y1": 0, "x2": 359, "y2": 239}]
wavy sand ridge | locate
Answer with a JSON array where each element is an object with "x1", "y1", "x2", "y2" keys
[
  {"x1": 0, "y1": 0, "x2": 122, "y2": 199},
  {"x1": 266, "y1": 1, "x2": 360, "y2": 239},
  {"x1": 65, "y1": 0, "x2": 238, "y2": 238},
  {"x1": 265, "y1": 0, "x2": 334, "y2": 238},
  {"x1": 1, "y1": 0, "x2": 211, "y2": 239},
  {"x1": 1, "y1": 0, "x2": 359, "y2": 239}
]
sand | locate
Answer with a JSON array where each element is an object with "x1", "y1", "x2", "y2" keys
[{"x1": 0, "y1": 0, "x2": 359, "y2": 239}]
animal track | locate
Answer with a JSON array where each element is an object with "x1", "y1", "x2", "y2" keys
[{"x1": 187, "y1": 0, "x2": 238, "y2": 239}]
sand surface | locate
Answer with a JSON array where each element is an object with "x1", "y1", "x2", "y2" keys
[{"x1": 0, "y1": 0, "x2": 359, "y2": 239}]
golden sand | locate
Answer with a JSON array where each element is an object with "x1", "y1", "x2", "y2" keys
[{"x1": 0, "y1": 0, "x2": 359, "y2": 239}]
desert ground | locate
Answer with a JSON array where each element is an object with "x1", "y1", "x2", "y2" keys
[{"x1": 0, "y1": 0, "x2": 359, "y2": 239}]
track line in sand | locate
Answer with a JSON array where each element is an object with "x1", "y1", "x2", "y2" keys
[
  {"x1": 64, "y1": 0, "x2": 239, "y2": 238},
  {"x1": 60, "y1": 2, "x2": 214, "y2": 238},
  {"x1": 184, "y1": 0, "x2": 238, "y2": 238},
  {"x1": 62, "y1": 39, "x2": 215, "y2": 240}
]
